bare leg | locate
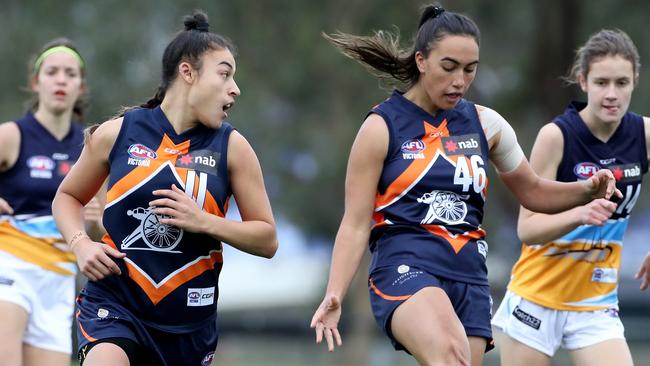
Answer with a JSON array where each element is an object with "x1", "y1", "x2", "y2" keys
[
  {"x1": 569, "y1": 338, "x2": 632, "y2": 366},
  {"x1": 391, "y1": 287, "x2": 471, "y2": 366},
  {"x1": 82, "y1": 343, "x2": 130, "y2": 366},
  {"x1": 495, "y1": 330, "x2": 551, "y2": 366},
  {"x1": 24, "y1": 344, "x2": 70, "y2": 366},
  {"x1": 0, "y1": 301, "x2": 28, "y2": 366},
  {"x1": 468, "y1": 336, "x2": 487, "y2": 366}
]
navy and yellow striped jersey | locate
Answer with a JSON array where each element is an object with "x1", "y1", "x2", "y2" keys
[
  {"x1": 509, "y1": 101, "x2": 647, "y2": 310},
  {"x1": 0, "y1": 113, "x2": 83, "y2": 274}
]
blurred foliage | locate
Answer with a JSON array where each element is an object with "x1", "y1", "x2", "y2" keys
[{"x1": 1, "y1": 0, "x2": 648, "y2": 250}]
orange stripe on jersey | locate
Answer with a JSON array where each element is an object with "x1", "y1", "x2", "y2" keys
[
  {"x1": 372, "y1": 211, "x2": 386, "y2": 227},
  {"x1": 202, "y1": 191, "x2": 224, "y2": 217},
  {"x1": 369, "y1": 277, "x2": 411, "y2": 301},
  {"x1": 76, "y1": 309, "x2": 98, "y2": 342},
  {"x1": 375, "y1": 120, "x2": 449, "y2": 209},
  {"x1": 125, "y1": 250, "x2": 223, "y2": 305},
  {"x1": 158, "y1": 134, "x2": 190, "y2": 158},
  {"x1": 101, "y1": 233, "x2": 118, "y2": 250},
  {"x1": 106, "y1": 134, "x2": 190, "y2": 204},
  {"x1": 422, "y1": 224, "x2": 486, "y2": 253}
]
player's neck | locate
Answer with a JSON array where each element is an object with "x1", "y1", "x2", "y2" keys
[
  {"x1": 33, "y1": 108, "x2": 72, "y2": 140},
  {"x1": 579, "y1": 108, "x2": 620, "y2": 143}
]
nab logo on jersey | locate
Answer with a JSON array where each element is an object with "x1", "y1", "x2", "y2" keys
[
  {"x1": 442, "y1": 134, "x2": 481, "y2": 155},
  {"x1": 175, "y1": 149, "x2": 220, "y2": 176},
  {"x1": 610, "y1": 163, "x2": 641, "y2": 182},
  {"x1": 400, "y1": 139, "x2": 425, "y2": 159},
  {"x1": 573, "y1": 162, "x2": 600, "y2": 179},
  {"x1": 127, "y1": 144, "x2": 157, "y2": 167}
]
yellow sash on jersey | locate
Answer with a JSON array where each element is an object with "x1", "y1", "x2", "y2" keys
[{"x1": 0, "y1": 221, "x2": 76, "y2": 276}]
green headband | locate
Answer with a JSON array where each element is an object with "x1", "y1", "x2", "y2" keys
[{"x1": 33, "y1": 46, "x2": 85, "y2": 73}]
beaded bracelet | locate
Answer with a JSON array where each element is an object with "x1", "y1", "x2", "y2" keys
[{"x1": 68, "y1": 231, "x2": 89, "y2": 250}]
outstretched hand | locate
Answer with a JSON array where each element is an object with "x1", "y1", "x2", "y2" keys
[
  {"x1": 585, "y1": 169, "x2": 622, "y2": 200},
  {"x1": 310, "y1": 294, "x2": 343, "y2": 352},
  {"x1": 635, "y1": 253, "x2": 650, "y2": 291}
]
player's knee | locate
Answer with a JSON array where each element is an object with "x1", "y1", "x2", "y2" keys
[{"x1": 415, "y1": 336, "x2": 471, "y2": 366}]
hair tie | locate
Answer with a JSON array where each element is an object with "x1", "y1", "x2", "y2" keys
[
  {"x1": 196, "y1": 21, "x2": 210, "y2": 32},
  {"x1": 418, "y1": 6, "x2": 446, "y2": 28},
  {"x1": 432, "y1": 6, "x2": 445, "y2": 18}
]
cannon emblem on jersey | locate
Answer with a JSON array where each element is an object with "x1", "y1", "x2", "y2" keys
[
  {"x1": 417, "y1": 190, "x2": 469, "y2": 225},
  {"x1": 121, "y1": 206, "x2": 184, "y2": 252}
]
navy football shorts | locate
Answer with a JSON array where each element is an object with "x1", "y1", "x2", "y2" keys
[
  {"x1": 368, "y1": 264, "x2": 494, "y2": 352},
  {"x1": 75, "y1": 291, "x2": 218, "y2": 366}
]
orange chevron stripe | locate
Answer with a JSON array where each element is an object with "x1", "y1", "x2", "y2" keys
[
  {"x1": 203, "y1": 191, "x2": 224, "y2": 217},
  {"x1": 369, "y1": 277, "x2": 411, "y2": 301},
  {"x1": 422, "y1": 224, "x2": 486, "y2": 253},
  {"x1": 107, "y1": 135, "x2": 190, "y2": 204},
  {"x1": 375, "y1": 120, "x2": 449, "y2": 208},
  {"x1": 76, "y1": 309, "x2": 97, "y2": 342},
  {"x1": 101, "y1": 233, "x2": 117, "y2": 250},
  {"x1": 126, "y1": 250, "x2": 223, "y2": 305}
]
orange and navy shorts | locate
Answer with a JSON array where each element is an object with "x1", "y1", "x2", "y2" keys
[
  {"x1": 368, "y1": 264, "x2": 494, "y2": 352},
  {"x1": 75, "y1": 289, "x2": 218, "y2": 366}
]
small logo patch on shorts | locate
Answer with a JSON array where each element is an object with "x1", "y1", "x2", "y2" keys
[
  {"x1": 97, "y1": 308, "x2": 109, "y2": 318},
  {"x1": 201, "y1": 351, "x2": 215, "y2": 366},
  {"x1": 513, "y1": 306, "x2": 541, "y2": 330},
  {"x1": 0, "y1": 277, "x2": 14, "y2": 286},
  {"x1": 397, "y1": 264, "x2": 410, "y2": 274}
]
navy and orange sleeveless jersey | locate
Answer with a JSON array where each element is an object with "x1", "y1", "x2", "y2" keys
[
  {"x1": 0, "y1": 113, "x2": 83, "y2": 274},
  {"x1": 84, "y1": 106, "x2": 233, "y2": 332},
  {"x1": 509, "y1": 101, "x2": 647, "y2": 310},
  {"x1": 369, "y1": 91, "x2": 490, "y2": 285}
]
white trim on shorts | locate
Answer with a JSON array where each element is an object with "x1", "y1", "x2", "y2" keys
[
  {"x1": 491, "y1": 290, "x2": 625, "y2": 356},
  {"x1": 0, "y1": 250, "x2": 76, "y2": 354}
]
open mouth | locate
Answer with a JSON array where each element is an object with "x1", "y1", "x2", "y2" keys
[
  {"x1": 223, "y1": 102, "x2": 234, "y2": 112},
  {"x1": 54, "y1": 90, "x2": 67, "y2": 97}
]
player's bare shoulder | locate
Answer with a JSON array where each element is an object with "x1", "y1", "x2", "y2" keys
[
  {"x1": 0, "y1": 121, "x2": 21, "y2": 171},
  {"x1": 87, "y1": 117, "x2": 124, "y2": 155}
]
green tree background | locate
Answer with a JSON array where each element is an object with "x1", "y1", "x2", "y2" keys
[{"x1": 2, "y1": 0, "x2": 647, "y2": 239}]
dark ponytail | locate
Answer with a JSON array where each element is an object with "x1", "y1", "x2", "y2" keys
[{"x1": 323, "y1": 4, "x2": 480, "y2": 89}]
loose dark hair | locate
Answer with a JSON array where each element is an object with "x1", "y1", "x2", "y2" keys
[
  {"x1": 323, "y1": 4, "x2": 480, "y2": 89},
  {"x1": 565, "y1": 29, "x2": 641, "y2": 85},
  {"x1": 28, "y1": 37, "x2": 88, "y2": 121}
]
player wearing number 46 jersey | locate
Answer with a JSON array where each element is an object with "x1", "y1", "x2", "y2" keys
[
  {"x1": 310, "y1": 4, "x2": 621, "y2": 366},
  {"x1": 52, "y1": 10, "x2": 277, "y2": 366},
  {"x1": 493, "y1": 29, "x2": 650, "y2": 366}
]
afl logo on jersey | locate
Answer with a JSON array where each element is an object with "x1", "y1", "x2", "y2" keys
[
  {"x1": 401, "y1": 139, "x2": 425, "y2": 160},
  {"x1": 127, "y1": 144, "x2": 157, "y2": 167},
  {"x1": 27, "y1": 155, "x2": 55, "y2": 179},
  {"x1": 573, "y1": 162, "x2": 600, "y2": 179}
]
